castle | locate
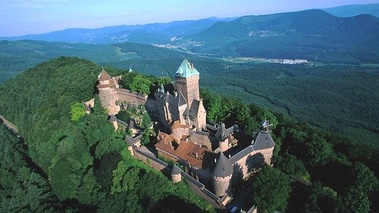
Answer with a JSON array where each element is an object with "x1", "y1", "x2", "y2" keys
[
  {"x1": 97, "y1": 68, "x2": 147, "y2": 115},
  {"x1": 96, "y1": 59, "x2": 275, "y2": 198},
  {"x1": 154, "y1": 59, "x2": 207, "y2": 131}
]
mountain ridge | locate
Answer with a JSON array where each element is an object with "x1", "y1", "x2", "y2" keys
[
  {"x1": 191, "y1": 9, "x2": 379, "y2": 42},
  {"x1": 186, "y1": 9, "x2": 379, "y2": 63},
  {"x1": 1, "y1": 17, "x2": 233, "y2": 44},
  {"x1": 323, "y1": 3, "x2": 379, "y2": 17},
  {"x1": 2, "y1": 3, "x2": 379, "y2": 43}
]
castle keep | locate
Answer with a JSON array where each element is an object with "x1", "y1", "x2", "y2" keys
[
  {"x1": 96, "y1": 59, "x2": 275, "y2": 198},
  {"x1": 154, "y1": 59, "x2": 206, "y2": 131}
]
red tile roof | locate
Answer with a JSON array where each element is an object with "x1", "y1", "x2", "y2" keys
[
  {"x1": 156, "y1": 132, "x2": 216, "y2": 169},
  {"x1": 98, "y1": 69, "x2": 111, "y2": 81}
]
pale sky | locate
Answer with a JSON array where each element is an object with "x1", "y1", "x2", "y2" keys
[{"x1": 1, "y1": 0, "x2": 379, "y2": 37}]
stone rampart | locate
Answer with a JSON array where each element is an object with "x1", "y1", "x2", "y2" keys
[
  {"x1": 116, "y1": 88, "x2": 147, "y2": 106},
  {"x1": 128, "y1": 143, "x2": 222, "y2": 206}
]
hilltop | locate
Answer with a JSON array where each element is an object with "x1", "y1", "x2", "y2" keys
[
  {"x1": 0, "y1": 57, "x2": 215, "y2": 212},
  {"x1": 1, "y1": 57, "x2": 379, "y2": 212}
]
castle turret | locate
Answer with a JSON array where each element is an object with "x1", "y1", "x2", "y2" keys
[
  {"x1": 261, "y1": 119, "x2": 272, "y2": 133},
  {"x1": 97, "y1": 68, "x2": 112, "y2": 90},
  {"x1": 175, "y1": 59, "x2": 200, "y2": 108},
  {"x1": 216, "y1": 123, "x2": 229, "y2": 152},
  {"x1": 97, "y1": 68, "x2": 120, "y2": 115},
  {"x1": 171, "y1": 165, "x2": 182, "y2": 183},
  {"x1": 212, "y1": 152, "x2": 233, "y2": 197},
  {"x1": 109, "y1": 114, "x2": 118, "y2": 130}
]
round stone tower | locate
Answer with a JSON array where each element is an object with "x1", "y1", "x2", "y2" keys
[
  {"x1": 108, "y1": 114, "x2": 118, "y2": 130},
  {"x1": 171, "y1": 165, "x2": 182, "y2": 184},
  {"x1": 97, "y1": 68, "x2": 120, "y2": 115},
  {"x1": 212, "y1": 152, "x2": 233, "y2": 197}
]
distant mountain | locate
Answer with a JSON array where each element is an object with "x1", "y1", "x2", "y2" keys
[
  {"x1": 323, "y1": 3, "x2": 379, "y2": 17},
  {"x1": 1, "y1": 18, "x2": 232, "y2": 44},
  {"x1": 1, "y1": 8, "x2": 379, "y2": 64},
  {"x1": 185, "y1": 9, "x2": 379, "y2": 63}
]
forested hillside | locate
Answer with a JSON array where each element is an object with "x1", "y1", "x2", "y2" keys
[
  {"x1": 0, "y1": 57, "x2": 214, "y2": 212},
  {"x1": 199, "y1": 62, "x2": 379, "y2": 148},
  {"x1": 188, "y1": 10, "x2": 379, "y2": 63},
  {"x1": 1, "y1": 40, "x2": 378, "y2": 149},
  {"x1": 1, "y1": 57, "x2": 379, "y2": 212},
  {"x1": 0, "y1": 40, "x2": 186, "y2": 83},
  {"x1": 200, "y1": 88, "x2": 379, "y2": 212},
  {"x1": 0, "y1": 40, "x2": 115, "y2": 83}
]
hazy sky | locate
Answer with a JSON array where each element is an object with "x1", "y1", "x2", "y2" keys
[{"x1": 1, "y1": 0, "x2": 379, "y2": 37}]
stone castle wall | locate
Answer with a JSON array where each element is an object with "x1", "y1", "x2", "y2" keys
[
  {"x1": 234, "y1": 147, "x2": 274, "y2": 178},
  {"x1": 213, "y1": 175, "x2": 232, "y2": 197},
  {"x1": 98, "y1": 87, "x2": 147, "y2": 115},
  {"x1": 116, "y1": 88, "x2": 147, "y2": 106},
  {"x1": 189, "y1": 132, "x2": 212, "y2": 150},
  {"x1": 194, "y1": 100, "x2": 207, "y2": 130},
  {"x1": 99, "y1": 88, "x2": 120, "y2": 115}
]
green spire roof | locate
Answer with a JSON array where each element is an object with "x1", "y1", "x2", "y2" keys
[{"x1": 175, "y1": 59, "x2": 200, "y2": 78}]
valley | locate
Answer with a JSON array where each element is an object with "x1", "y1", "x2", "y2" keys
[{"x1": 200, "y1": 62, "x2": 379, "y2": 147}]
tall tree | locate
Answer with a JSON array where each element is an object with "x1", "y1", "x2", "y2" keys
[
  {"x1": 249, "y1": 165, "x2": 291, "y2": 213},
  {"x1": 306, "y1": 134, "x2": 333, "y2": 166},
  {"x1": 337, "y1": 186, "x2": 370, "y2": 213},
  {"x1": 129, "y1": 75, "x2": 152, "y2": 94},
  {"x1": 352, "y1": 162, "x2": 378, "y2": 194}
]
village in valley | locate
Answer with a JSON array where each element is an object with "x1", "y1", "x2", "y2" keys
[{"x1": 86, "y1": 59, "x2": 276, "y2": 212}]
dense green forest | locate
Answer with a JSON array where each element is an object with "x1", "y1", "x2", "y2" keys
[
  {"x1": 0, "y1": 40, "x2": 187, "y2": 83},
  {"x1": 200, "y1": 88, "x2": 379, "y2": 212},
  {"x1": 1, "y1": 40, "x2": 378, "y2": 150},
  {"x1": 0, "y1": 57, "x2": 214, "y2": 212},
  {"x1": 200, "y1": 62, "x2": 379, "y2": 148},
  {"x1": 1, "y1": 56, "x2": 379, "y2": 212}
]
